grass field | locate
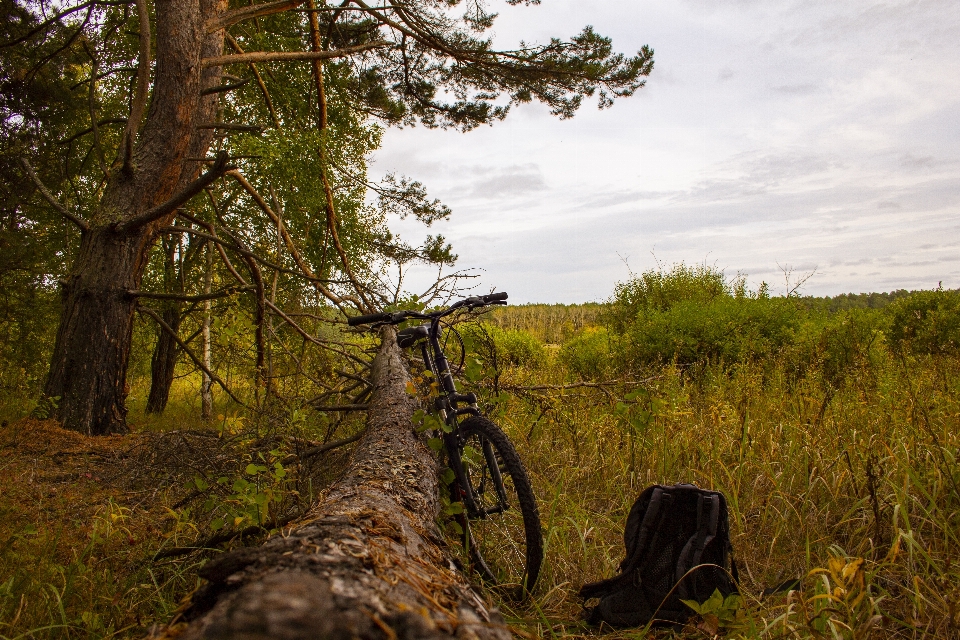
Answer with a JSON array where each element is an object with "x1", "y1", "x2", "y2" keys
[{"x1": 1, "y1": 269, "x2": 958, "y2": 638}]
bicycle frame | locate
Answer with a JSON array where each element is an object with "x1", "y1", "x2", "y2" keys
[{"x1": 415, "y1": 318, "x2": 509, "y2": 520}]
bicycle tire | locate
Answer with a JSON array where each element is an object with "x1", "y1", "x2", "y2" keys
[{"x1": 455, "y1": 415, "x2": 543, "y2": 597}]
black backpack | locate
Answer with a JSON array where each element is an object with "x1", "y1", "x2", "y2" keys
[{"x1": 578, "y1": 484, "x2": 738, "y2": 627}]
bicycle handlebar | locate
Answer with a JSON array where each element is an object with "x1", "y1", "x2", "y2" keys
[{"x1": 347, "y1": 292, "x2": 508, "y2": 327}]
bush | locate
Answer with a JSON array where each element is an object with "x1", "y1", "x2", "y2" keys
[
  {"x1": 462, "y1": 323, "x2": 547, "y2": 369},
  {"x1": 603, "y1": 263, "x2": 731, "y2": 332},
  {"x1": 886, "y1": 289, "x2": 960, "y2": 357},
  {"x1": 620, "y1": 296, "x2": 802, "y2": 370},
  {"x1": 560, "y1": 327, "x2": 618, "y2": 379},
  {"x1": 785, "y1": 309, "x2": 884, "y2": 390}
]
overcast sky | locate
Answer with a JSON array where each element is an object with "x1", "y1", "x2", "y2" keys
[{"x1": 370, "y1": 0, "x2": 960, "y2": 303}]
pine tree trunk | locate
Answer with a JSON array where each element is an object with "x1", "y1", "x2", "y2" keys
[
  {"x1": 44, "y1": 227, "x2": 157, "y2": 434},
  {"x1": 43, "y1": 0, "x2": 225, "y2": 435},
  {"x1": 146, "y1": 305, "x2": 182, "y2": 414},
  {"x1": 176, "y1": 327, "x2": 511, "y2": 640}
]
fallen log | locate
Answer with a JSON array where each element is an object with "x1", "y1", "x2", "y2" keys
[{"x1": 170, "y1": 326, "x2": 511, "y2": 639}]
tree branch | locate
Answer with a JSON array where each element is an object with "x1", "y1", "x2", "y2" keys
[
  {"x1": 57, "y1": 118, "x2": 127, "y2": 145},
  {"x1": 196, "y1": 123, "x2": 263, "y2": 133},
  {"x1": 19, "y1": 158, "x2": 89, "y2": 231},
  {"x1": 307, "y1": 404, "x2": 369, "y2": 412},
  {"x1": 128, "y1": 286, "x2": 255, "y2": 302},
  {"x1": 225, "y1": 170, "x2": 360, "y2": 310},
  {"x1": 153, "y1": 513, "x2": 300, "y2": 561},
  {"x1": 205, "y1": 0, "x2": 304, "y2": 33},
  {"x1": 137, "y1": 304, "x2": 247, "y2": 407},
  {"x1": 120, "y1": 0, "x2": 151, "y2": 173},
  {"x1": 224, "y1": 34, "x2": 280, "y2": 129},
  {"x1": 116, "y1": 152, "x2": 232, "y2": 233},
  {"x1": 201, "y1": 41, "x2": 388, "y2": 67}
]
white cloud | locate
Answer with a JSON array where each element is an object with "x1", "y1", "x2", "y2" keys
[{"x1": 370, "y1": 0, "x2": 960, "y2": 302}]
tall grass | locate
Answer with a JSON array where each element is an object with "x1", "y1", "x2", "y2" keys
[
  {"x1": 470, "y1": 268, "x2": 960, "y2": 638},
  {"x1": 2, "y1": 265, "x2": 957, "y2": 638}
]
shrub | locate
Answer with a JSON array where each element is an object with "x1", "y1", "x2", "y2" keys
[
  {"x1": 886, "y1": 289, "x2": 960, "y2": 357},
  {"x1": 620, "y1": 296, "x2": 802, "y2": 371},
  {"x1": 560, "y1": 327, "x2": 618, "y2": 379},
  {"x1": 461, "y1": 323, "x2": 547, "y2": 369},
  {"x1": 785, "y1": 309, "x2": 884, "y2": 391},
  {"x1": 603, "y1": 263, "x2": 731, "y2": 332}
]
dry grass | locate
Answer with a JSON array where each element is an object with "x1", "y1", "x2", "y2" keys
[
  {"x1": 2, "y1": 304, "x2": 958, "y2": 638},
  {"x1": 0, "y1": 414, "x2": 358, "y2": 638},
  {"x1": 484, "y1": 349, "x2": 960, "y2": 639}
]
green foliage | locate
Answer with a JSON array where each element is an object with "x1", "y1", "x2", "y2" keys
[
  {"x1": 681, "y1": 588, "x2": 746, "y2": 634},
  {"x1": 462, "y1": 323, "x2": 547, "y2": 369},
  {"x1": 560, "y1": 327, "x2": 617, "y2": 379},
  {"x1": 887, "y1": 288, "x2": 960, "y2": 357},
  {"x1": 620, "y1": 295, "x2": 802, "y2": 370},
  {"x1": 603, "y1": 263, "x2": 733, "y2": 332},
  {"x1": 786, "y1": 309, "x2": 884, "y2": 391}
]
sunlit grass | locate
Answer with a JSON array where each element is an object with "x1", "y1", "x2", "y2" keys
[
  {"x1": 483, "y1": 336, "x2": 959, "y2": 638},
  {"x1": 2, "y1": 292, "x2": 958, "y2": 638}
]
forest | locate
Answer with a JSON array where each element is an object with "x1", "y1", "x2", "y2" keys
[{"x1": 2, "y1": 0, "x2": 959, "y2": 638}]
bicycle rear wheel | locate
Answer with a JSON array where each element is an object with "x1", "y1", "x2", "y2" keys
[{"x1": 456, "y1": 415, "x2": 543, "y2": 597}]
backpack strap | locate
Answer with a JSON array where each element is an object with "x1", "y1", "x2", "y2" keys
[
  {"x1": 621, "y1": 487, "x2": 664, "y2": 574},
  {"x1": 579, "y1": 487, "x2": 666, "y2": 600},
  {"x1": 675, "y1": 493, "x2": 720, "y2": 599}
]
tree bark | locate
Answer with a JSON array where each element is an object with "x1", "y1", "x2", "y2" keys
[
  {"x1": 146, "y1": 305, "x2": 183, "y2": 413},
  {"x1": 43, "y1": 0, "x2": 226, "y2": 435},
  {"x1": 174, "y1": 327, "x2": 511, "y2": 640}
]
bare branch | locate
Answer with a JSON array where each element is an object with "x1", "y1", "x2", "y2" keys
[
  {"x1": 120, "y1": 0, "x2": 151, "y2": 173},
  {"x1": 202, "y1": 41, "x2": 388, "y2": 67},
  {"x1": 200, "y1": 78, "x2": 250, "y2": 95},
  {"x1": 225, "y1": 170, "x2": 360, "y2": 310},
  {"x1": 57, "y1": 118, "x2": 127, "y2": 145},
  {"x1": 224, "y1": 34, "x2": 280, "y2": 129},
  {"x1": 136, "y1": 304, "x2": 247, "y2": 407},
  {"x1": 116, "y1": 152, "x2": 232, "y2": 233},
  {"x1": 128, "y1": 285, "x2": 255, "y2": 302},
  {"x1": 196, "y1": 122, "x2": 264, "y2": 133},
  {"x1": 153, "y1": 513, "x2": 300, "y2": 561},
  {"x1": 205, "y1": 0, "x2": 304, "y2": 33},
  {"x1": 308, "y1": 404, "x2": 369, "y2": 412},
  {"x1": 0, "y1": 1, "x2": 133, "y2": 49},
  {"x1": 19, "y1": 158, "x2": 89, "y2": 231},
  {"x1": 305, "y1": 0, "x2": 327, "y2": 129},
  {"x1": 502, "y1": 379, "x2": 656, "y2": 392}
]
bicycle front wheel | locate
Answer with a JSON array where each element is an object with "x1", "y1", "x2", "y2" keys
[{"x1": 457, "y1": 415, "x2": 543, "y2": 596}]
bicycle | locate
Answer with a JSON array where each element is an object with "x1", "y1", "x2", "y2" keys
[{"x1": 348, "y1": 292, "x2": 544, "y2": 597}]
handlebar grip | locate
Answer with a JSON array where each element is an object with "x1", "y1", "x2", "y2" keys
[
  {"x1": 482, "y1": 292, "x2": 508, "y2": 303},
  {"x1": 347, "y1": 311, "x2": 392, "y2": 326}
]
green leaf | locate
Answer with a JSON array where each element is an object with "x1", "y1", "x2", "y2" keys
[
  {"x1": 680, "y1": 598, "x2": 702, "y2": 614},
  {"x1": 440, "y1": 467, "x2": 456, "y2": 486},
  {"x1": 427, "y1": 437, "x2": 443, "y2": 452},
  {"x1": 700, "y1": 588, "x2": 725, "y2": 614},
  {"x1": 464, "y1": 357, "x2": 484, "y2": 382}
]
